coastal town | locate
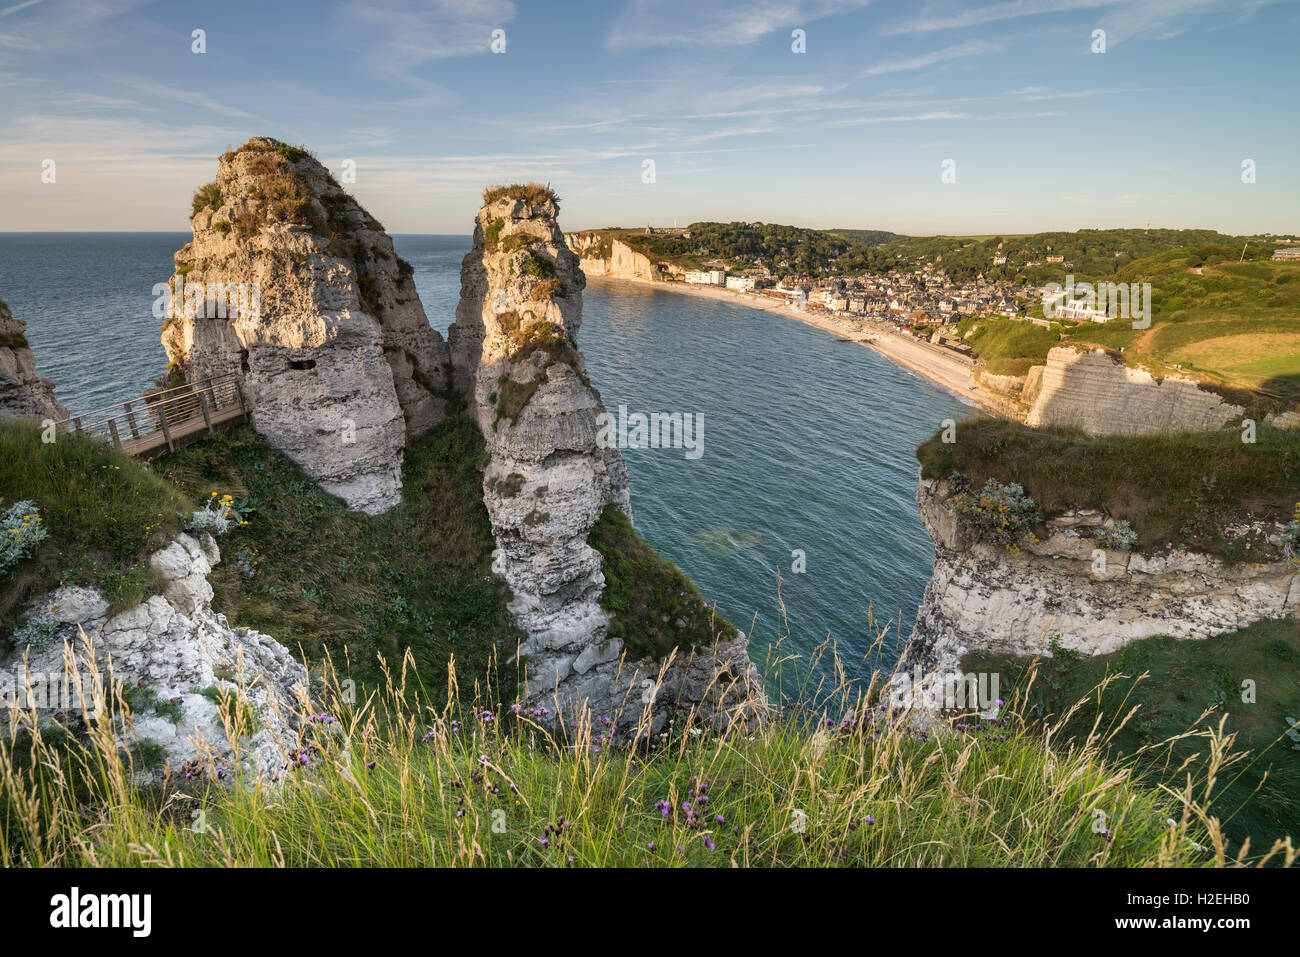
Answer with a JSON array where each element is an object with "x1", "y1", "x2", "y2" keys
[{"x1": 680, "y1": 259, "x2": 1032, "y2": 348}]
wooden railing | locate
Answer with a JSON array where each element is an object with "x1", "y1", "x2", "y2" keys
[{"x1": 53, "y1": 373, "x2": 249, "y2": 457}]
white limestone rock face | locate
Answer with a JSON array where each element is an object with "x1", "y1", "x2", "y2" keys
[
  {"x1": 906, "y1": 477, "x2": 1300, "y2": 674},
  {"x1": 1024, "y1": 347, "x2": 1243, "y2": 436},
  {"x1": 0, "y1": 299, "x2": 67, "y2": 422},
  {"x1": 451, "y1": 192, "x2": 758, "y2": 728},
  {"x1": 563, "y1": 233, "x2": 684, "y2": 282},
  {"x1": 0, "y1": 533, "x2": 308, "y2": 782},
  {"x1": 160, "y1": 137, "x2": 450, "y2": 513}
]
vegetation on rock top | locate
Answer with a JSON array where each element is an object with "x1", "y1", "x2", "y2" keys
[
  {"x1": 917, "y1": 416, "x2": 1300, "y2": 560},
  {"x1": 482, "y1": 182, "x2": 559, "y2": 209}
]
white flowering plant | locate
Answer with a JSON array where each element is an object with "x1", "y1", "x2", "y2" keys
[
  {"x1": 951, "y1": 479, "x2": 1039, "y2": 550},
  {"x1": 184, "y1": 493, "x2": 250, "y2": 536},
  {"x1": 1094, "y1": 520, "x2": 1139, "y2": 551},
  {"x1": 1283, "y1": 503, "x2": 1300, "y2": 565},
  {"x1": 1, "y1": 500, "x2": 48, "y2": 577}
]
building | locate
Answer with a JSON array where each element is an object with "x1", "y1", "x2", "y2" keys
[
  {"x1": 1273, "y1": 248, "x2": 1300, "y2": 261},
  {"x1": 685, "y1": 269, "x2": 725, "y2": 285},
  {"x1": 726, "y1": 275, "x2": 757, "y2": 292}
]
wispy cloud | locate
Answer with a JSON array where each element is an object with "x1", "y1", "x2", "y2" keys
[
  {"x1": 0, "y1": 0, "x2": 152, "y2": 52},
  {"x1": 607, "y1": 0, "x2": 872, "y2": 50},
  {"x1": 882, "y1": 0, "x2": 1122, "y2": 35},
  {"x1": 340, "y1": 0, "x2": 516, "y2": 66},
  {"x1": 0, "y1": 0, "x2": 46, "y2": 17},
  {"x1": 880, "y1": 0, "x2": 1284, "y2": 43},
  {"x1": 113, "y1": 77, "x2": 259, "y2": 120},
  {"x1": 861, "y1": 39, "x2": 1003, "y2": 77}
]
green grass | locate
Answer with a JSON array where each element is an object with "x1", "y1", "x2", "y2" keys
[
  {"x1": 2, "y1": 654, "x2": 1244, "y2": 868},
  {"x1": 152, "y1": 416, "x2": 522, "y2": 690},
  {"x1": 589, "y1": 505, "x2": 738, "y2": 660},
  {"x1": 523, "y1": 250, "x2": 555, "y2": 278},
  {"x1": 917, "y1": 416, "x2": 1300, "y2": 557},
  {"x1": 0, "y1": 420, "x2": 190, "y2": 631},
  {"x1": 957, "y1": 316, "x2": 1062, "y2": 376},
  {"x1": 963, "y1": 619, "x2": 1300, "y2": 855}
]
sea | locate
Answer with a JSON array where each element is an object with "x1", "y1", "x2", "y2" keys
[{"x1": 0, "y1": 233, "x2": 969, "y2": 681}]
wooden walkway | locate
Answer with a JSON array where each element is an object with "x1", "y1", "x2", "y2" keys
[{"x1": 54, "y1": 373, "x2": 249, "y2": 459}]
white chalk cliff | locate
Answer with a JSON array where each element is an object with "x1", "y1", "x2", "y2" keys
[
  {"x1": 1023, "y1": 347, "x2": 1245, "y2": 436},
  {"x1": 564, "y1": 232, "x2": 684, "y2": 283},
  {"x1": 161, "y1": 138, "x2": 450, "y2": 513},
  {"x1": 452, "y1": 191, "x2": 758, "y2": 727},
  {"x1": 0, "y1": 533, "x2": 308, "y2": 780},
  {"x1": 907, "y1": 476, "x2": 1300, "y2": 673}
]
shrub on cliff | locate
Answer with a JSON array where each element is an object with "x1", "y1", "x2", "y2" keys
[
  {"x1": 1283, "y1": 504, "x2": 1300, "y2": 565},
  {"x1": 950, "y1": 478, "x2": 1039, "y2": 549},
  {"x1": 0, "y1": 500, "x2": 47, "y2": 577},
  {"x1": 191, "y1": 181, "x2": 222, "y2": 216},
  {"x1": 1093, "y1": 519, "x2": 1138, "y2": 550}
]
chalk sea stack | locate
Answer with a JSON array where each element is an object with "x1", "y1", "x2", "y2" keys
[
  {"x1": 0, "y1": 298, "x2": 67, "y2": 422},
  {"x1": 450, "y1": 186, "x2": 759, "y2": 725},
  {"x1": 147, "y1": 157, "x2": 760, "y2": 730},
  {"x1": 160, "y1": 137, "x2": 450, "y2": 513}
]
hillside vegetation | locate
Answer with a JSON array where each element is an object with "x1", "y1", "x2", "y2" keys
[
  {"x1": 964, "y1": 618, "x2": 1300, "y2": 851},
  {"x1": 0, "y1": 421, "x2": 189, "y2": 630},
  {"x1": 150, "y1": 418, "x2": 522, "y2": 688},
  {"x1": 884, "y1": 228, "x2": 1268, "y2": 284},
  {"x1": 917, "y1": 416, "x2": 1300, "y2": 560}
]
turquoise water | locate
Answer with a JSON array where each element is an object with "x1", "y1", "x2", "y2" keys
[{"x1": 0, "y1": 234, "x2": 967, "y2": 676}]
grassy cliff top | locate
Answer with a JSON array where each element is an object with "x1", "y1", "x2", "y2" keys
[
  {"x1": 917, "y1": 416, "x2": 1300, "y2": 558},
  {"x1": 482, "y1": 182, "x2": 559, "y2": 209},
  {"x1": 0, "y1": 420, "x2": 189, "y2": 630}
]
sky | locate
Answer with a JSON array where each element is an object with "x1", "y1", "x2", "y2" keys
[{"x1": 0, "y1": 0, "x2": 1297, "y2": 235}]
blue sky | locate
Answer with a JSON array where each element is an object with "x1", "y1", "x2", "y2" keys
[{"x1": 1, "y1": 0, "x2": 1297, "y2": 234}]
